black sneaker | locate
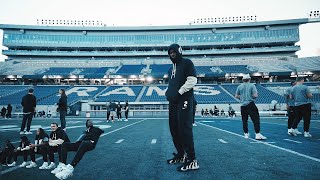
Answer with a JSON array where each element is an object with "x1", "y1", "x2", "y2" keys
[
  {"x1": 167, "y1": 153, "x2": 186, "y2": 164},
  {"x1": 177, "y1": 159, "x2": 199, "y2": 172}
]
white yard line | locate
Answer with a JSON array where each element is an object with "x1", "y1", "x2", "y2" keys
[
  {"x1": 151, "y1": 139, "x2": 157, "y2": 144},
  {"x1": 218, "y1": 139, "x2": 228, "y2": 143},
  {"x1": 198, "y1": 122, "x2": 320, "y2": 163}
]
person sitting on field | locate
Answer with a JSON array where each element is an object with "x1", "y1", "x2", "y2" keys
[{"x1": 54, "y1": 119, "x2": 104, "y2": 179}]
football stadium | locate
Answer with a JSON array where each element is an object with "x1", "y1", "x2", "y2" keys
[{"x1": 0, "y1": 8, "x2": 320, "y2": 180}]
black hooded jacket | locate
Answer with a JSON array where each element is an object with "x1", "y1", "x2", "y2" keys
[
  {"x1": 21, "y1": 94, "x2": 37, "y2": 113},
  {"x1": 83, "y1": 126, "x2": 104, "y2": 147},
  {"x1": 50, "y1": 127, "x2": 70, "y2": 142},
  {"x1": 57, "y1": 94, "x2": 68, "y2": 111},
  {"x1": 165, "y1": 44, "x2": 197, "y2": 102},
  {"x1": 19, "y1": 136, "x2": 31, "y2": 148}
]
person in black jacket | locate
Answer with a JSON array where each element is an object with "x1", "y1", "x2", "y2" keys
[
  {"x1": 26, "y1": 128, "x2": 53, "y2": 169},
  {"x1": 124, "y1": 101, "x2": 129, "y2": 121},
  {"x1": 0, "y1": 140, "x2": 15, "y2": 166},
  {"x1": 57, "y1": 89, "x2": 68, "y2": 131},
  {"x1": 7, "y1": 136, "x2": 31, "y2": 167},
  {"x1": 1, "y1": 106, "x2": 6, "y2": 118},
  {"x1": 55, "y1": 119, "x2": 104, "y2": 179},
  {"x1": 20, "y1": 88, "x2": 36, "y2": 135},
  {"x1": 116, "y1": 101, "x2": 122, "y2": 121},
  {"x1": 6, "y1": 104, "x2": 12, "y2": 119},
  {"x1": 46, "y1": 122, "x2": 70, "y2": 173},
  {"x1": 165, "y1": 44, "x2": 199, "y2": 172}
]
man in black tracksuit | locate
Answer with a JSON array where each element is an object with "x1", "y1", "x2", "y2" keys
[
  {"x1": 20, "y1": 89, "x2": 37, "y2": 134},
  {"x1": 165, "y1": 43, "x2": 199, "y2": 172},
  {"x1": 48, "y1": 122, "x2": 70, "y2": 166},
  {"x1": 55, "y1": 119, "x2": 104, "y2": 179}
]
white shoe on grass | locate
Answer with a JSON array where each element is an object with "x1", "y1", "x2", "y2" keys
[
  {"x1": 19, "y1": 161, "x2": 28, "y2": 167},
  {"x1": 26, "y1": 162, "x2": 37, "y2": 168},
  {"x1": 39, "y1": 162, "x2": 48, "y2": 169},
  {"x1": 51, "y1": 162, "x2": 66, "y2": 174},
  {"x1": 255, "y1": 133, "x2": 267, "y2": 140},
  {"x1": 7, "y1": 161, "x2": 16, "y2": 167},
  {"x1": 244, "y1": 133, "x2": 249, "y2": 139},
  {"x1": 55, "y1": 164, "x2": 74, "y2": 180},
  {"x1": 304, "y1": 132, "x2": 312, "y2": 138}
]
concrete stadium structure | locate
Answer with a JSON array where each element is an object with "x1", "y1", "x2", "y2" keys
[{"x1": 0, "y1": 17, "x2": 319, "y2": 117}]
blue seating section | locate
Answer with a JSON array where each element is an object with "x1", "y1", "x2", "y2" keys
[
  {"x1": 68, "y1": 86, "x2": 107, "y2": 103},
  {"x1": 0, "y1": 89, "x2": 30, "y2": 105},
  {"x1": 35, "y1": 86, "x2": 70, "y2": 105},
  {"x1": 221, "y1": 84, "x2": 286, "y2": 104},
  {"x1": 96, "y1": 86, "x2": 143, "y2": 102},
  {"x1": 140, "y1": 86, "x2": 167, "y2": 102},
  {"x1": 218, "y1": 65, "x2": 253, "y2": 73},
  {"x1": 42, "y1": 68, "x2": 76, "y2": 76},
  {"x1": 150, "y1": 64, "x2": 171, "y2": 77},
  {"x1": 114, "y1": 65, "x2": 146, "y2": 75},
  {"x1": 0, "y1": 84, "x2": 317, "y2": 105},
  {"x1": 194, "y1": 85, "x2": 238, "y2": 104},
  {"x1": 0, "y1": 86, "x2": 30, "y2": 98}
]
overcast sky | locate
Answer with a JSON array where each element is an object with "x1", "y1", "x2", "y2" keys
[{"x1": 0, "y1": 0, "x2": 319, "y2": 61}]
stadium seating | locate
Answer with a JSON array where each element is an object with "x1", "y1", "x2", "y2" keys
[
  {"x1": 95, "y1": 86, "x2": 143, "y2": 102},
  {"x1": 150, "y1": 64, "x2": 171, "y2": 77},
  {"x1": 113, "y1": 65, "x2": 146, "y2": 76}
]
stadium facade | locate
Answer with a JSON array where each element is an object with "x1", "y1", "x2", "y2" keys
[{"x1": 0, "y1": 18, "x2": 319, "y2": 117}]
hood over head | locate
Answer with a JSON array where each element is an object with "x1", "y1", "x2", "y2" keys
[{"x1": 168, "y1": 43, "x2": 182, "y2": 64}]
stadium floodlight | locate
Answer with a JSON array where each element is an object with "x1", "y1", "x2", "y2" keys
[
  {"x1": 146, "y1": 76, "x2": 153, "y2": 82},
  {"x1": 129, "y1": 75, "x2": 137, "y2": 79}
]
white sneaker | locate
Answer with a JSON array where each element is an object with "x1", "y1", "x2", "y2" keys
[
  {"x1": 26, "y1": 162, "x2": 37, "y2": 168},
  {"x1": 51, "y1": 162, "x2": 66, "y2": 174},
  {"x1": 25, "y1": 131, "x2": 33, "y2": 135},
  {"x1": 20, "y1": 131, "x2": 25, "y2": 135},
  {"x1": 304, "y1": 132, "x2": 312, "y2": 138},
  {"x1": 289, "y1": 128, "x2": 297, "y2": 136},
  {"x1": 193, "y1": 123, "x2": 197, "y2": 127},
  {"x1": 7, "y1": 161, "x2": 16, "y2": 167},
  {"x1": 55, "y1": 164, "x2": 74, "y2": 180},
  {"x1": 294, "y1": 129, "x2": 302, "y2": 135},
  {"x1": 46, "y1": 162, "x2": 56, "y2": 169},
  {"x1": 19, "y1": 161, "x2": 28, "y2": 167},
  {"x1": 124, "y1": 119, "x2": 128, "y2": 122},
  {"x1": 255, "y1": 133, "x2": 267, "y2": 140},
  {"x1": 39, "y1": 162, "x2": 49, "y2": 169},
  {"x1": 244, "y1": 133, "x2": 249, "y2": 139}
]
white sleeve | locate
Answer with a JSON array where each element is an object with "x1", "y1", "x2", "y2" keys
[{"x1": 178, "y1": 76, "x2": 197, "y2": 95}]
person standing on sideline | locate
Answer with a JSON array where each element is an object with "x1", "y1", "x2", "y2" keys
[
  {"x1": 193, "y1": 98, "x2": 197, "y2": 127},
  {"x1": 109, "y1": 100, "x2": 116, "y2": 123},
  {"x1": 290, "y1": 77, "x2": 313, "y2": 137},
  {"x1": 20, "y1": 88, "x2": 36, "y2": 135},
  {"x1": 165, "y1": 43, "x2": 199, "y2": 172},
  {"x1": 116, "y1": 101, "x2": 122, "y2": 121},
  {"x1": 124, "y1": 101, "x2": 129, "y2": 121},
  {"x1": 7, "y1": 104, "x2": 12, "y2": 119},
  {"x1": 285, "y1": 81, "x2": 297, "y2": 135},
  {"x1": 106, "y1": 101, "x2": 111, "y2": 122},
  {"x1": 1, "y1": 107, "x2": 6, "y2": 119},
  {"x1": 57, "y1": 89, "x2": 67, "y2": 131},
  {"x1": 235, "y1": 74, "x2": 266, "y2": 140}
]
